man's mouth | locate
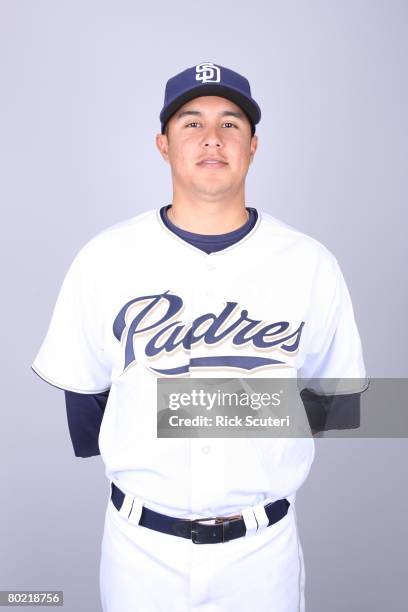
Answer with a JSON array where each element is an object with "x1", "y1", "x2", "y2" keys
[{"x1": 197, "y1": 159, "x2": 228, "y2": 168}]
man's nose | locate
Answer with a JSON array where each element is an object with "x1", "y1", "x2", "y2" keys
[{"x1": 202, "y1": 127, "x2": 223, "y2": 148}]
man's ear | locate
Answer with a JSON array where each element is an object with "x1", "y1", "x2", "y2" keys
[
  {"x1": 249, "y1": 134, "x2": 258, "y2": 163},
  {"x1": 156, "y1": 133, "x2": 169, "y2": 162}
]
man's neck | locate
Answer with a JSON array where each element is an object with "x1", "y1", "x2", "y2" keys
[{"x1": 168, "y1": 194, "x2": 249, "y2": 235}]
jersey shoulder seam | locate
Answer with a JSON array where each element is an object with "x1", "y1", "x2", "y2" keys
[
  {"x1": 68, "y1": 209, "x2": 157, "y2": 262},
  {"x1": 259, "y1": 210, "x2": 338, "y2": 264}
]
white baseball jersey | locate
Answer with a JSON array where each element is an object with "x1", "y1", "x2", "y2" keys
[{"x1": 32, "y1": 208, "x2": 367, "y2": 518}]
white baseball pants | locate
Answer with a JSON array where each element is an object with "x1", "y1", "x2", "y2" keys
[{"x1": 99, "y1": 496, "x2": 306, "y2": 612}]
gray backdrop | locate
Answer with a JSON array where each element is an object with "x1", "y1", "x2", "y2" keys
[{"x1": 1, "y1": 0, "x2": 407, "y2": 611}]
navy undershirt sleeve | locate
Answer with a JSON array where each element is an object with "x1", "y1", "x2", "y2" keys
[
  {"x1": 300, "y1": 389, "x2": 361, "y2": 434},
  {"x1": 64, "y1": 390, "x2": 109, "y2": 457}
]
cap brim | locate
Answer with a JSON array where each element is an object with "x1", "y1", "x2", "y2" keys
[{"x1": 160, "y1": 84, "x2": 261, "y2": 133}]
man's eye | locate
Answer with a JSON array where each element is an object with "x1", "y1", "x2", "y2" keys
[{"x1": 185, "y1": 122, "x2": 237, "y2": 128}]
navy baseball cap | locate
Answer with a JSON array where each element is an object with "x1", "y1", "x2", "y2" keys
[{"x1": 160, "y1": 62, "x2": 261, "y2": 135}]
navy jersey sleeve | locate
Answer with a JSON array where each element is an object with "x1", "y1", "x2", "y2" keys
[{"x1": 64, "y1": 389, "x2": 110, "y2": 457}]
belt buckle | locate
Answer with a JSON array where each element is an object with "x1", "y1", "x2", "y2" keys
[
  {"x1": 190, "y1": 516, "x2": 218, "y2": 545},
  {"x1": 191, "y1": 513, "x2": 241, "y2": 544},
  {"x1": 214, "y1": 513, "x2": 241, "y2": 543},
  {"x1": 188, "y1": 511, "x2": 242, "y2": 544}
]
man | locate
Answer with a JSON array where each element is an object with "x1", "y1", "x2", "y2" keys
[{"x1": 32, "y1": 62, "x2": 368, "y2": 611}]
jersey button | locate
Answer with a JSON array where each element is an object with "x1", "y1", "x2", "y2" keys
[{"x1": 205, "y1": 261, "x2": 216, "y2": 271}]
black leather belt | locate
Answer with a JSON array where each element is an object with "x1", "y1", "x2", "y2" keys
[{"x1": 110, "y1": 482, "x2": 290, "y2": 544}]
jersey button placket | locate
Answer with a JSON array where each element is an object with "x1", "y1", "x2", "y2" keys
[
  {"x1": 189, "y1": 257, "x2": 220, "y2": 325},
  {"x1": 190, "y1": 438, "x2": 225, "y2": 514},
  {"x1": 202, "y1": 257, "x2": 218, "y2": 306},
  {"x1": 189, "y1": 257, "x2": 225, "y2": 513}
]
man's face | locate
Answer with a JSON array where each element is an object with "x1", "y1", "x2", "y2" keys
[{"x1": 156, "y1": 96, "x2": 258, "y2": 200}]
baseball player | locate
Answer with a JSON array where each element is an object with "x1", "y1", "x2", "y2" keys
[{"x1": 31, "y1": 62, "x2": 368, "y2": 611}]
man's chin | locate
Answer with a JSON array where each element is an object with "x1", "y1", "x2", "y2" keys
[{"x1": 194, "y1": 182, "x2": 233, "y2": 199}]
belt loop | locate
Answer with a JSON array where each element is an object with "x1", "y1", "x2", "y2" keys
[
  {"x1": 241, "y1": 507, "x2": 258, "y2": 536},
  {"x1": 128, "y1": 497, "x2": 143, "y2": 526},
  {"x1": 118, "y1": 492, "x2": 134, "y2": 520},
  {"x1": 252, "y1": 502, "x2": 269, "y2": 531}
]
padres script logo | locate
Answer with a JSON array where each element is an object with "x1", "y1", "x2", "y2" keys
[
  {"x1": 195, "y1": 62, "x2": 221, "y2": 83},
  {"x1": 113, "y1": 291, "x2": 305, "y2": 376}
]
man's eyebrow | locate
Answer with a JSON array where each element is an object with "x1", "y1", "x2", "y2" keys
[{"x1": 175, "y1": 109, "x2": 245, "y2": 121}]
